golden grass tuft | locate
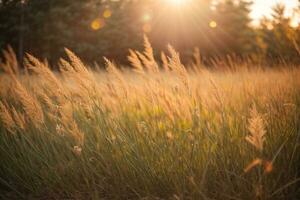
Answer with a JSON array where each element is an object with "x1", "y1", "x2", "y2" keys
[
  {"x1": 128, "y1": 49, "x2": 144, "y2": 74},
  {"x1": 0, "y1": 43, "x2": 299, "y2": 199},
  {"x1": 0, "y1": 101, "x2": 15, "y2": 132},
  {"x1": 246, "y1": 105, "x2": 266, "y2": 152}
]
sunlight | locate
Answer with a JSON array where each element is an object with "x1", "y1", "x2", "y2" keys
[{"x1": 167, "y1": 0, "x2": 187, "y2": 6}]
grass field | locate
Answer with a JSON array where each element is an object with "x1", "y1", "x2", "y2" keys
[{"x1": 0, "y1": 40, "x2": 300, "y2": 199}]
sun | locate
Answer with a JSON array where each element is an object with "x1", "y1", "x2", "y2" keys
[{"x1": 167, "y1": 0, "x2": 186, "y2": 6}]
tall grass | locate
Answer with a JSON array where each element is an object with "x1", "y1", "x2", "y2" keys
[{"x1": 0, "y1": 39, "x2": 299, "y2": 199}]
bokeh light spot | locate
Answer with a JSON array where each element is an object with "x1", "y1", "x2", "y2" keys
[
  {"x1": 143, "y1": 13, "x2": 151, "y2": 22},
  {"x1": 91, "y1": 18, "x2": 105, "y2": 30},
  {"x1": 143, "y1": 24, "x2": 152, "y2": 33},
  {"x1": 103, "y1": 9, "x2": 112, "y2": 18},
  {"x1": 209, "y1": 21, "x2": 217, "y2": 28}
]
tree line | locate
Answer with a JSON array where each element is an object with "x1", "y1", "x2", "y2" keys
[{"x1": 0, "y1": 0, "x2": 300, "y2": 66}]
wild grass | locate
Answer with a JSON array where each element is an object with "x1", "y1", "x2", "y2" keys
[{"x1": 0, "y1": 39, "x2": 300, "y2": 199}]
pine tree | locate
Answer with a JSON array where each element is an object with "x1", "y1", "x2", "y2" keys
[
  {"x1": 257, "y1": 4, "x2": 299, "y2": 63},
  {"x1": 212, "y1": 0, "x2": 255, "y2": 56}
]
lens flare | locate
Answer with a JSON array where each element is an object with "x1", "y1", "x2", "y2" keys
[
  {"x1": 143, "y1": 13, "x2": 151, "y2": 22},
  {"x1": 103, "y1": 9, "x2": 112, "y2": 18},
  {"x1": 209, "y1": 21, "x2": 217, "y2": 28},
  {"x1": 91, "y1": 18, "x2": 105, "y2": 30}
]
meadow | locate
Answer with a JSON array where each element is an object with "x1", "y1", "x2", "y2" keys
[{"x1": 0, "y1": 38, "x2": 299, "y2": 199}]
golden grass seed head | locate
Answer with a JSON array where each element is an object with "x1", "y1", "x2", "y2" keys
[
  {"x1": 0, "y1": 101, "x2": 15, "y2": 132},
  {"x1": 246, "y1": 104, "x2": 266, "y2": 152}
]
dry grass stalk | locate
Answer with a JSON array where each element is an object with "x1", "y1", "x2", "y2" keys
[
  {"x1": 59, "y1": 58, "x2": 76, "y2": 73},
  {"x1": 193, "y1": 47, "x2": 201, "y2": 67},
  {"x1": 104, "y1": 57, "x2": 125, "y2": 84},
  {"x1": 59, "y1": 51, "x2": 99, "y2": 103},
  {"x1": 64, "y1": 48, "x2": 96, "y2": 89},
  {"x1": 161, "y1": 51, "x2": 169, "y2": 72},
  {"x1": 0, "y1": 101, "x2": 15, "y2": 132},
  {"x1": 1, "y1": 46, "x2": 19, "y2": 75},
  {"x1": 104, "y1": 57, "x2": 128, "y2": 96},
  {"x1": 167, "y1": 45, "x2": 189, "y2": 89},
  {"x1": 38, "y1": 91, "x2": 57, "y2": 112},
  {"x1": 58, "y1": 104, "x2": 84, "y2": 146},
  {"x1": 244, "y1": 158, "x2": 273, "y2": 174},
  {"x1": 11, "y1": 106, "x2": 26, "y2": 131},
  {"x1": 64, "y1": 48, "x2": 88, "y2": 74},
  {"x1": 69, "y1": 121, "x2": 84, "y2": 146},
  {"x1": 136, "y1": 51, "x2": 152, "y2": 72},
  {"x1": 25, "y1": 54, "x2": 65, "y2": 100},
  {"x1": 246, "y1": 105, "x2": 266, "y2": 152},
  {"x1": 10, "y1": 77, "x2": 44, "y2": 127},
  {"x1": 143, "y1": 35, "x2": 159, "y2": 73},
  {"x1": 128, "y1": 49, "x2": 144, "y2": 74},
  {"x1": 244, "y1": 158, "x2": 263, "y2": 173}
]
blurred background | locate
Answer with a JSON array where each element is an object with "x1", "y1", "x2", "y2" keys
[{"x1": 0, "y1": 0, "x2": 300, "y2": 66}]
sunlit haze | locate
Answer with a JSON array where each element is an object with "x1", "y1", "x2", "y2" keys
[
  {"x1": 164, "y1": 0, "x2": 299, "y2": 26},
  {"x1": 250, "y1": 0, "x2": 299, "y2": 26}
]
